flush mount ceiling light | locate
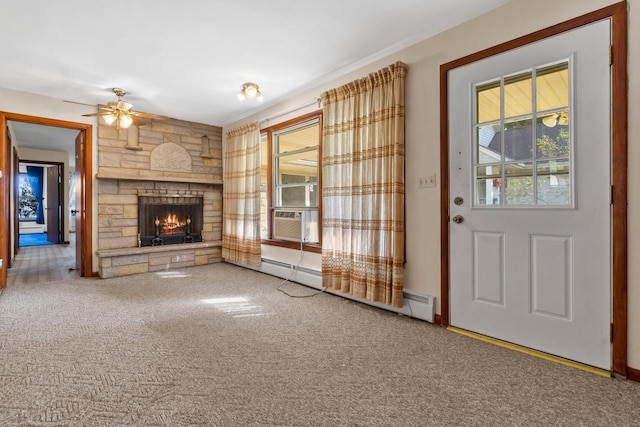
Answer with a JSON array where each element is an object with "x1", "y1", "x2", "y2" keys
[{"x1": 237, "y1": 82, "x2": 263, "y2": 102}]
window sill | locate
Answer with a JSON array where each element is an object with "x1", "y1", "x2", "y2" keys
[{"x1": 261, "y1": 239, "x2": 322, "y2": 253}]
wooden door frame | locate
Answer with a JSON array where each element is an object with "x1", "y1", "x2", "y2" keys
[
  {"x1": 3, "y1": 126, "x2": 10, "y2": 271},
  {"x1": 12, "y1": 147, "x2": 19, "y2": 264},
  {"x1": 0, "y1": 113, "x2": 93, "y2": 283},
  {"x1": 439, "y1": 2, "x2": 628, "y2": 375}
]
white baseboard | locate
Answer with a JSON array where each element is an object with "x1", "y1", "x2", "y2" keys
[
  {"x1": 19, "y1": 223, "x2": 45, "y2": 234},
  {"x1": 228, "y1": 258, "x2": 435, "y2": 323}
]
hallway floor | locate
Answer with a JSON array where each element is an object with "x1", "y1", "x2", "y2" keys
[{"x1": 7, "y1": 233, "x2": 77, "y2": 286}]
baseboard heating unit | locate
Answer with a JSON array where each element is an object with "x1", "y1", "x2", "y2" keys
[{"x1": 231, "y1": 258, "x2": 436, "y2": 323}]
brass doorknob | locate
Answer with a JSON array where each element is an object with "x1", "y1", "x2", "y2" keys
[{"x1": 452, "y1": 215, "x2": 464, "y2": 224}]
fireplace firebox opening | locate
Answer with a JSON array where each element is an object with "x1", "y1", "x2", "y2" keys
[{"x1": 138, "y1": 195, "x2": 203, "y2": 246}]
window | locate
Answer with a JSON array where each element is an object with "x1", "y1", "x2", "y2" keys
[
  {"x1": 474, "y1": 61, "x2": 571, "y2": 207},
  {"x1": 260, "y1": 112, "x2": 322, "y2": 248},
  {"x1": 18, "y1": 173, "x2": 38, "y2": 221}
]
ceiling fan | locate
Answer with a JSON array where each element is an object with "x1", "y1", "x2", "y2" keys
[{"x1": 68, "y1": 88, "x2": 169, "y2": 129}]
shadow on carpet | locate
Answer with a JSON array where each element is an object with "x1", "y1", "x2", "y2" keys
[{"x1": 19, "y1": 233, "x2": 55, "y2": 247}]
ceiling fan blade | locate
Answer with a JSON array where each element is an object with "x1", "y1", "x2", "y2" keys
[
  {"x1": 131, "y1": 111, "x2": 170, "y2": 120},
  {"x1": 81, "y1": 112, "x2": 103, "y2": 117},
  {"x1": 116, "y1": 100, "x2": 133, "y2": 111},
  {"x1": 130, "y1": 115, "x2": 147, "y2": 127}
]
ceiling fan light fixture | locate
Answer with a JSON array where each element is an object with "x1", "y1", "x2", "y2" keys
[
  {"x1": 103, "y1": 113, "x2": 117, "y2": 125},
  {"x1": 119, "y1": 114, "x2": 133, "y2": 129}
]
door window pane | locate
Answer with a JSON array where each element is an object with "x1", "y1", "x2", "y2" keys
[
  {"x1": 536, "y1": 159, "x2": 570, "y2": 205},
  {"x1": 504, "y1": 118, "x2": 533, "y2": 161},
  {"x1": 504, "y1": 72, "x2": 532, "y2": 118},
  {"x1": 536, "y1": 63, "x2": 569, "y2": 112},
  {"x1": 505, "y1": 162, "x2": 534, "y2": 205},
  {"x1": 536, "y1": 111, "x2": 570, "y2": 158},
  {"x1": 476, "y1": 165, "x2": 501, "y2": 206},
  {"x1": 477, "y1": 81, "x2": 500, "y2": 123},
  {"x1": 476, "y1": 123, "x2": 501, "y2": 164}
]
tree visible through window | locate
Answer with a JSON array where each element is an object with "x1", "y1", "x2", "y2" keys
[{"x1": 18, "y1": 173, "x2": 38, "y2": 221}]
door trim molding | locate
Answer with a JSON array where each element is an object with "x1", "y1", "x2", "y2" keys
[
  {"x1": 19, "y1": 159, "x2": 65, "y2": 244},
  {"x1": 0, "y1": 112, "x2": 94, "y2": 280},
  {"x1": 439, "y1": 2, "x2": 628, "y2": 375}
]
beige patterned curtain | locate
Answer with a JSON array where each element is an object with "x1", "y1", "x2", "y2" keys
[
  {"x1": 222, "y1": 122, "x2": 261, "y2": 266},
  {"x1": 321, "y1": 61, "x2": 406, "y2": 308}
]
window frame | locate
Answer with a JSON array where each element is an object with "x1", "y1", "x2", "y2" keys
[
  {"x1": 472, "y1": 59, "x2": 573, "y2": 209},
  {"x1": 260, "y1": 110, "x2": 322, "y2": 253}
]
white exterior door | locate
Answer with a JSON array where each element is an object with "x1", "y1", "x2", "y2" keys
[{"x1": 449, "y1": 20, "x2": 611, "y2": 369}]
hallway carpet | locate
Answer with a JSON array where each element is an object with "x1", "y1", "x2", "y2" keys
[{"x1": 19, "y1": 232, "x2": 55, "y2": 247}]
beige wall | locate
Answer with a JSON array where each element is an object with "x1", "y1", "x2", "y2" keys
[{"x1": 224, "y1": 0, "x2": 640, "y2": 369}]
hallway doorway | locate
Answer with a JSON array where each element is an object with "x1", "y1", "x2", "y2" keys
[{"x1": 0, "y1": 113, "x2": 93, "y2": 287}]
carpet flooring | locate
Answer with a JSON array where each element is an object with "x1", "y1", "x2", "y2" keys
[
  {"x1": 0, "y1": 263, "x2": 639, "y2": 426},
  {"x1": 19, "y1": 233, "x2": 55, "y2": 247}
]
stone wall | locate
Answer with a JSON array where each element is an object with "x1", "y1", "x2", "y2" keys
[
  {"x1": 95, "y1": 117, "x2": 224, "y2": 278},
  {"x1": 96, "y1": 118, "x2": 222, "y2": 183}
]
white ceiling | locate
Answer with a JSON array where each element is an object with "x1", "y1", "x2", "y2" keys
[{"x1": 3, "y1": 0, "x2": 511, "y2": 157}]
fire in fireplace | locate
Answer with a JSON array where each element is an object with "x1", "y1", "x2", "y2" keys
[{"x1": 138, "y1": 195, "x2": 203, "y2": 246}]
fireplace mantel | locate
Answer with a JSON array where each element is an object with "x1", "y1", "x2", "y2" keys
[{"x1": 96, "y1": 173, "x2": 222, "y2": 185}]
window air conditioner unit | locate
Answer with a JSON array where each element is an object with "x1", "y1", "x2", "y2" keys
[{"x1": 273, "y1": 209, "x2": 303, "y2": 242}]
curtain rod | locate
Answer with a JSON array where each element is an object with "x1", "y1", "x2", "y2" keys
[{"x1": 259, "y1": 97, "x2": 322, "y2": 128}]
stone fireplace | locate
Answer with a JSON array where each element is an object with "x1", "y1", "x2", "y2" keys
[
  {"x1": 138, "y1": 194, "x2": 204, "y2": 246},
  {"x1": 95, "y1": 117, "x2": 223, "y2": 279}
]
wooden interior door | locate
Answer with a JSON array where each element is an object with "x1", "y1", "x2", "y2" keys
[
  {"x1": 13, "y1": 147, "x2": 19, "y2": 261},
  {"x1": 1, "y1": 125, "x2": 10, "y2": 281},
  {"x1": 46, "y1": 164, "x2": 61, "y2": 244}
]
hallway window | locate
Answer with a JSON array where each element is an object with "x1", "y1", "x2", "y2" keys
[{"x1": 18, "y1": 173, "x2": 38, "y2": 221}]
